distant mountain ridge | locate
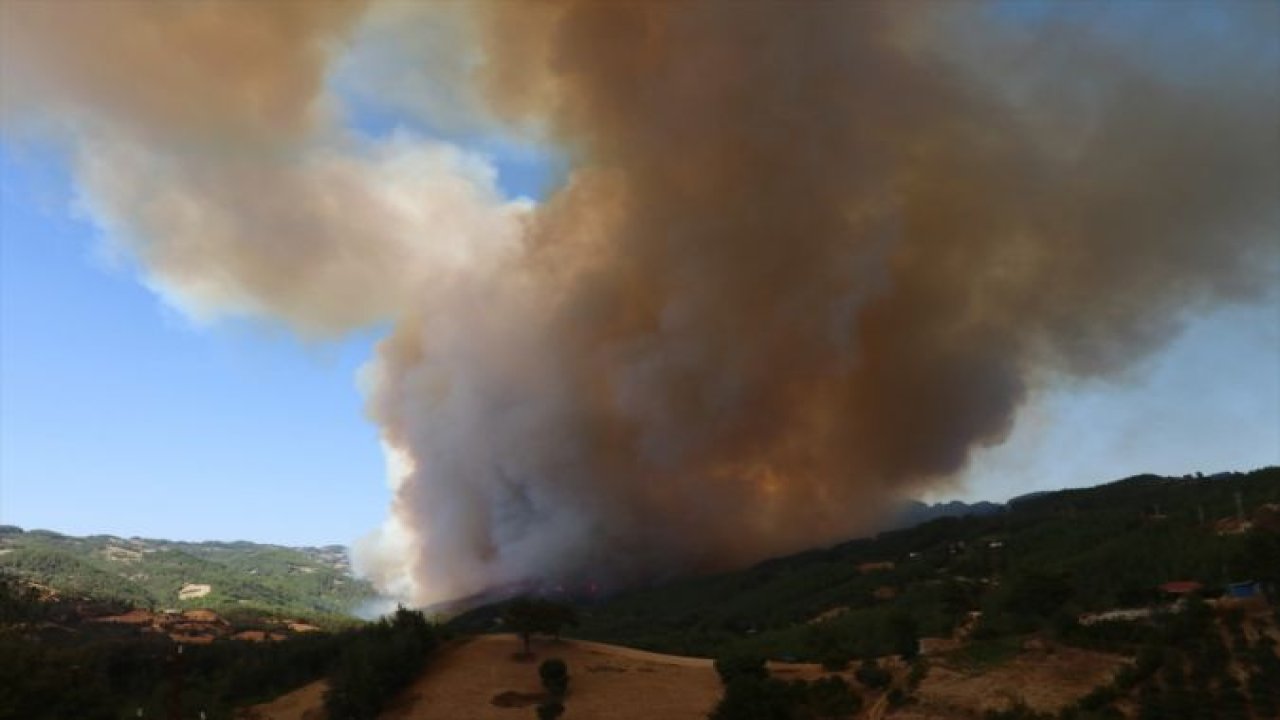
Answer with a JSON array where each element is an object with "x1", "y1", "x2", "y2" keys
[
  {"x1": 889, "y1": 499, "x2": 1004, "y2": 530},
  {"x1": 0, "y1": 525, "x2": 376, "y2": 620}
]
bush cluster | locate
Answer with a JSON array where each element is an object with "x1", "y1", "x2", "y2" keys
[
  {"x1": 324, "y1": 606, "x2": 441, "y2": 720},
  {"x1": 709, "y1": 652, "x2": 863, "y2": 720}
]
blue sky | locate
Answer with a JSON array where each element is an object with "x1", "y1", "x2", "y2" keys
[{"x1": 0, "y1": 147, "x2": 387, "y2": 546}]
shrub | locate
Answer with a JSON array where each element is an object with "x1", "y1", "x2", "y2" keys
[
  {"x1": 907, "y1": 657, "x2": 929, "y2": 689},
  {"x1": 854, "y1": 658, "x2": 891, "y2": 690},
  {"x1": 714, "y1": 652, "x2": 768, "y2": 685},
  {"x1": 324, "y1": 607, "x2": 440, "y2": 720},
  {"x1": 820, "y1": 651, "x2": 850, "y2": 672},
  {"x1": 708, "y1": 676, "x2": 793, "y2": 720},
  {"x1": 808, "y1": 675, "x2": 862, "y2": 717},
  {"x1": 539, "y1": 658, "x2": 569, "y2": 698}
]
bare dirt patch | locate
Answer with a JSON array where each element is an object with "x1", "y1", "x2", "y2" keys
[
  {"x1": 179, "y1": 583, "x2": 212, "y2": 600},
  {"x1": 102, "y1": 545, "x2": 142, "y2": 562},
  {"x1": 92, "y1": 609, "x2": 155, "y2": 626},
  {"x1": 239, "y1": 680, "x2": 328, "y2": 720}
]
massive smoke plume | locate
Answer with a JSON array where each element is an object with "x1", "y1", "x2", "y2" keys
[{"x1": 3, "y1": 1, "x2": 1276, "y2": 603}]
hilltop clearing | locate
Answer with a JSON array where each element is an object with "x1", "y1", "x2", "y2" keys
[
  {"x1": 381, "y1": 634, "x2": 721, "y2": 720},
  {"x1": 249, "y1": 634, "x2": 825, "y2": 720}
]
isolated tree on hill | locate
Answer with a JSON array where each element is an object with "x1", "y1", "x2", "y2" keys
[
  {"x1": 503, "y1": 597, "x2": 579, "y2": 656},
  {"x1": 504, "y1": 598, "x2": 542, "y2": 656}
]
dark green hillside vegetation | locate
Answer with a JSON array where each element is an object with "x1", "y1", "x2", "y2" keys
[
  {"x1": 453, "y1": 467, "x2": 1276, "y2": 720},
  {"x1": 453, "y1": 467, "x2": 1278, "y2": 664},
  {"x1": 0, "y1": 575, "x2": 442, "y2": 720},
  {"x1": 0, "y1": 529, "x2": 377, "y2": 621},
  {"x1": 323, "y1": 606, "x2": 444, "y2": 720}
]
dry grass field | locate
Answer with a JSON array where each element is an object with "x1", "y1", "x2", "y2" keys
[
  {"x1": 381, "y1": 634, "x2": 723, "y2": 720},
  {"x1": 245, "y1": 634, "x2": 726, "y2": 720},
  {"x1": 241, "y1": 679, "x2": 328, "y2": 720},
  {"x1": 243, "y1": 633, "x2": 1140, "y2": 720}
]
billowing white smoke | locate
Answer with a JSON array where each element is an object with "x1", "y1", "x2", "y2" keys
[
  {"x1": 0, "y1": 1, "x2": 525, "y2": 336},
  {"x1": 3, "y1": 1, "x2": 1276, "y2": 605}
]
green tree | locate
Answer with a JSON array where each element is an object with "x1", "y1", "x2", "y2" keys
[
  {"x1": 807, "y1": 675, "x2": 862, "y2": 718},
  {"x1": 714, "y1": 652, "x2": 768, "y2": 686},
  {"x1": 888, "y1": 610, "x2": 920, "y2": 660},
  {"x1": 325, "y1": 607, "x2": 440, "y2": 720},
  {"x1": 503, "y1": 598, "x2": 579, "y2": 655},
  {"x1": 1002, "y1": 569, "x2": 1073, "y2": 622},
  {"x1": 708, "y1": 676, "x2": 793, "y2": 720},
  {"x1": 503, "y1": 598, "x2": 544, "y2": 656}
]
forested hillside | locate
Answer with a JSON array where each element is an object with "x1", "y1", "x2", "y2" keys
[
  {"x1": 0, "y1": 527, "x2": 376, "y2": 620},
  {"x1": 0, "y1": 576, "x2": 441, "y2": 720},
  {"x1": 456, "y1": 467, "x2": 1279, "y2": 661}
]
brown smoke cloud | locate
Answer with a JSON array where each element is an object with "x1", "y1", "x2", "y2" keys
[{"x1": 3, "y1": 1, "x2": 1276, "y2": 603}]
